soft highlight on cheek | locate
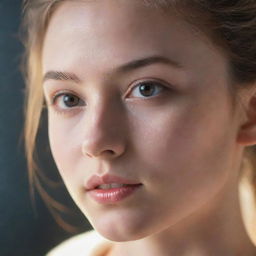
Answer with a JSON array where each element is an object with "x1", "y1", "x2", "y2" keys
[
  {"x1": 133, "y1": 89, "x2": 235, "y2": 188},
  {"x1": 48, "y1": 113, "x2": 80, "y2": 172}
]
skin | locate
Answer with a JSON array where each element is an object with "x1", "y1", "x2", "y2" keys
[{"x1": 42, "y1": 0, "x2": 256, "y2": 255}]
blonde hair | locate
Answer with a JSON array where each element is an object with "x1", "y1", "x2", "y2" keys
[{"x1": 21, "y1": 0, "x2": 256, "y2": 237}]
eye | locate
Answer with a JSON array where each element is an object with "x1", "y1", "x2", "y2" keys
[
  {"x1": 51, "y1": 92, "x2": 85, "y2": 110},
  {"x1": 128, "y1": 80, "x2": 166, "y2": 99}
]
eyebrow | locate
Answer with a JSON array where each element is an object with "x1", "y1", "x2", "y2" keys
[
  {"x1": 43, "y1": 55, "x2": 183, "y2": 84},
  {"x1": 43, "y1": 71, "x2": 81, "y2": 83}
]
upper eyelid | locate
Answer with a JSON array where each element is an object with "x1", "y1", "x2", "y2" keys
[
  {"x1": 48, "y1": 78, "x2": 169, "y2": 103},
  {"x1": 48, "y1": 89, "x2": 81, "y2": 105},
  {"x1": 125, "y1": 80, "x2": 166, "y2": 98}
]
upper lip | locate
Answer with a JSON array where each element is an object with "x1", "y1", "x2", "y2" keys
[{"x1": 85, "y1": 174, "x2": 142, "y2": 191}]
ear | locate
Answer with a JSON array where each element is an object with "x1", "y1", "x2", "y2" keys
[{"x1": 237, "y1": 89, "x2": 256, "y2": 146}]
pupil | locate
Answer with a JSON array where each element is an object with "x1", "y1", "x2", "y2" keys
[
  {"x1": 139, "y1": 83, "x2": 155, "y2": 97},
  {"x1": 64, "y1": 95, "x2": 78, "y2": 107}
]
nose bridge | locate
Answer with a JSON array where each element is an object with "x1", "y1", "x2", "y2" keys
[
  {"x1": 81, "y1": 96, "x2": 127, "y2": 159},
  {"x1": 91, "y1": 94, "x2": 123, "y2": 133}
]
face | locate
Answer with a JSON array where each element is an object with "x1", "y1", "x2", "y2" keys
[{"x1": 42, "y1": 0, "x2": 242, "y2": 241}]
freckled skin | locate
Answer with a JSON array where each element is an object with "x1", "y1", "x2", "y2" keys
[{"x1": 42, "y1": 0, "x2": 256, "y2": 255}]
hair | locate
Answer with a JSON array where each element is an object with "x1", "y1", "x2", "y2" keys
[{"x1": 21, "y1": 0, "x2": 256, "y2": 238}]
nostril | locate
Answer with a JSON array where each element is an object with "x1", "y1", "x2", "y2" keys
[
  {"x1": 84, "y1": 149, "x2": 115, "y2": 158},
  {"x1": 106, "y1": 150, "x2": 115, "y2": 155},
  {"x1": 101, "y1": 149, "x2": 116, "y2": 158}
]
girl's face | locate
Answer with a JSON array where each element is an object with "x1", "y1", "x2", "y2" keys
[{"x1": 42, "y1": 0, "x2": 244, "y2": 241}]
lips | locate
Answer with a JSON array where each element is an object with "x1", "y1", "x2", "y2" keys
[{"x1": 85, "y1": 174, "x2": 142, "y2": 191}]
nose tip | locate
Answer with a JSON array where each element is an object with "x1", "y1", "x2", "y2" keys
[{"x1": 82, "y1": 138, "x2": 125, "y2": 160}]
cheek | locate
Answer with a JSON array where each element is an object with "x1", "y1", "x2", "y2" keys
[
  {"x1": 132, "y1": 99, "x2": 235, "y2": 201},
  {"x1": 125, "y1": 102, "x2": 236, "y2": 228},
  {"x1": 48, "y1": 116, "x2": 81, "y2": 182}
]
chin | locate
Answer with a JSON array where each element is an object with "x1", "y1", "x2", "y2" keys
[
  {"x1": 82, "y1": 204, "x2": 161, "y2": 241},
  {"x1": 91, "y1": 217, "x2": 155, "y2": 242}
]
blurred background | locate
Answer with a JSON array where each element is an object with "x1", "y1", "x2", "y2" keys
[{"x1": 0, "y1": 1, "x2": 91, "y2": 255}]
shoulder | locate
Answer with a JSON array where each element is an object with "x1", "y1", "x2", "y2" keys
[{"x1": 46, "y1": 229, "x2": 113, "y2": 256}]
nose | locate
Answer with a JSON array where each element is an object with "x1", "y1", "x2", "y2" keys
[{"x1": 81, "y1": 101, "x2": 127, "y2": 160}]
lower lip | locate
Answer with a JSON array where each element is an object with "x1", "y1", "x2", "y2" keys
[{"x1": 87, "y1": 184, "x2": 142, "y2": 204}]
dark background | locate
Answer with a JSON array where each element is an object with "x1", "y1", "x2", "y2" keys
[{"x1": 0, "y1": 1, "x2": 91, "y2": 255}]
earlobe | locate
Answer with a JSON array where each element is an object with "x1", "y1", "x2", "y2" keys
[{"x1": 237, "y1": 94, "x2": 256, "y2": 146}]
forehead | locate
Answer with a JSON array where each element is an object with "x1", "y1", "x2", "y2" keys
[
  {"x1": 47, "y1": 0, "x2": 177, "y2": 34},
  {"x1": 42, "y1": 0, "x2": 227, "y2": 82},
  {"x1": 43, "y1": 1, "x2": 186, "y2": 57}
]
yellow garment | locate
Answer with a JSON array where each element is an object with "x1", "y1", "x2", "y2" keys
[{"x1": 46, "y1": 230, "x2": 113, "y2": 256}]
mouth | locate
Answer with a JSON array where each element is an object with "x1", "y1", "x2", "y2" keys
[
  {"x1": 87, "y1": 184, "x2": 143, "y2": 204},
  {"x1": 85, "y1": 174, "x2": 143, "y2": 204},
  {"x1": 95, "y1": 183, "x2": 140, "y2": 189},
  {"x1": 85, "y1": 174, "x2": 142, "y2": 191}
]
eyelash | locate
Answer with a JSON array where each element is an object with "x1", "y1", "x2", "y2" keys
[{"x1": 49, "y1": 80, "x2": 168, "y2": 115}]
